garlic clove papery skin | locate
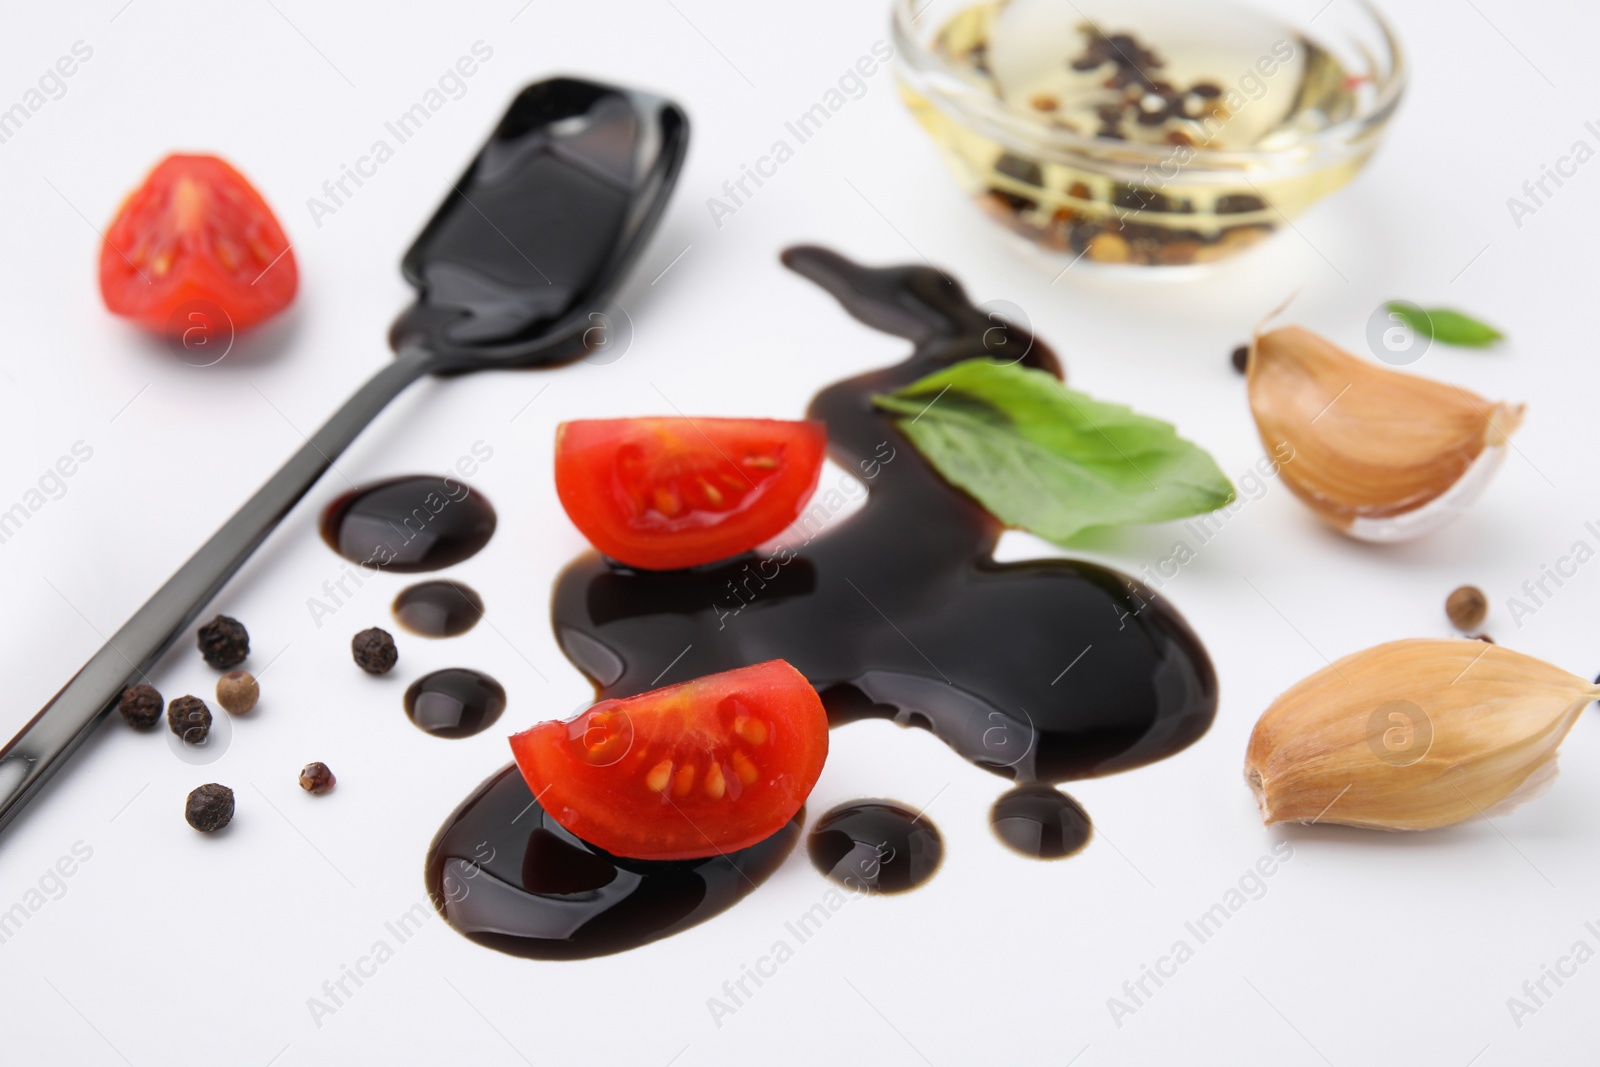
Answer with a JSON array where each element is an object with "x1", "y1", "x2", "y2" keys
[
  {"x1": 1245, "y1": 639, "x2": 1600, "y2": 831},
  {"x1": 1345, "y1": 444, "x2": 1509, "y2": 542},
  {"x1": 1247, "y1": 326, "x2": 1524, "y2": 542}
]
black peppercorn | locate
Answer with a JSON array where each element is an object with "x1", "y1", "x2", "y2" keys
[
  {"x1": 185, "y1": 783, "x2": 234, "y2": 832},
  {"x1": 118, "y1": 683, "x2": 164, "y2": 729},
  {"x1": 167, "y1": 695, "x2": 213, "y2": 745},
  {"x1": 1231, "y1": 345, "x2": 1249, "y2": 374},
  {"x1": 197, "y1": 614, "x2": 250, "y2": 669},
  {"x1": 299, "y1": 762, "x2": 336, "y2": 794},
  {"x1": 352, "y1": 627, "x2": 398, "y2": 675}
]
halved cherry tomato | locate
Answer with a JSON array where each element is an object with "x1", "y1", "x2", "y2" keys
[
  {"x1": 555, "y1": 417, "x2": 827, "y2": 570},
  {"x1": 510, "y1": 660, "x2": 829, "y2": 860},
  {"x1": 99, "y1": 154, "x2": 297, "y2": 334}
]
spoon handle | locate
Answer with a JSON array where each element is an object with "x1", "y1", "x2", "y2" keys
[{"x1": 0, "y1": 346, "x2": 438, "y2": 839}]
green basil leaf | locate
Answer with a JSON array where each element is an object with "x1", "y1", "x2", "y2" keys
[
  {"x1": 1386, "y1": 303, "x2": 1505, "y2": 347},
  {"x1": 873, "y1": 360, "x2": 1234, "y2": 543}
]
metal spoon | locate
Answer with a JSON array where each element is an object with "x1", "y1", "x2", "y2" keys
[{"x1": 0, "y1": 76, "x2": 689, "y2": 838}]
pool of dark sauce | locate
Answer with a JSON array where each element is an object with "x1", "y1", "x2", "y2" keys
[
  {"x1": 550, "y1": 247, "x2": 1217, "y2": 789},
  {"x1": 405, "y1": 668, "x2": 506, "y2": 739},
  {"x1": 808, "y1": 800, "x2": 942, "y2": 893},
  {"x1": 429, "y1": 246, "x2": 1217, "y2": 957},
  {"x1": 393, "y1": 579, "x2": 485, "y2": 637},
  {"x1": 321, "y1": 476, "x2": 496, "y2": 573},
  {"x1": 425, "y1": 765, "x2": 800, "y2": 960},
  {"x1": 991, "y1": 785, "x2": 1092, "y2": 859}
]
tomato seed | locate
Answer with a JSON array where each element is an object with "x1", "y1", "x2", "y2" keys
[
  {"x1": 731, "y1": 751, "x2": 759, "y2": 786},
  {"x1": 646, "y1": 759, "x2": 673, "y2": 793}
]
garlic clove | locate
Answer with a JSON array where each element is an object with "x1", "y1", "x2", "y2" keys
[
  {"x1": 1247, "y1": 326, "x2": 1524, "y2": 541},
  {"x1": 1245, "y1": 638, "x2": 1600, "y2": 830}
]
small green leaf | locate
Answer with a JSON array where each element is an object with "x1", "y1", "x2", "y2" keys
[
  {"x1": 1386, "y1": 302, "x2": 1505, "y2": 348},
  {"x1": 873, "y1": 360, "x2": 1234, "y2": 544}
]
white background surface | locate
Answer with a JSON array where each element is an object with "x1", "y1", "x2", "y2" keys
[{"x1": 0, "y1": 1, "x2": 1596, "y2": 1064}]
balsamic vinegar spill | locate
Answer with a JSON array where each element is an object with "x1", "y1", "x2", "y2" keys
[
  {"x1": 991, "y1": 784, "x2": 1092, "y2": 859},
  {"x1": 404, "y1": 668, "x2": 506, "y2": 739},
  {"x1": 425, "y1": 765, "x2": 799, "y2": 959},
  {"x1": 550, "y1": 246, "x2": 1217, "y2": 784},
  {"x1": 808, "y1": 800, "x2": 943, "y2": 894},
  {"x1": 393, "y1": 579, "x2": 485, "y2": 638},
  {"x1": 320, "y1": 476, "x2": 496, "y2": 573},
  {"x1": 428, "y1": 246, "x2": 1218, "y2": 957}
]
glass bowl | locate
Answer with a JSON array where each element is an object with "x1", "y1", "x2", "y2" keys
[{"x1": 892, "y1": 0, "x2": 1405, "y2": 268}]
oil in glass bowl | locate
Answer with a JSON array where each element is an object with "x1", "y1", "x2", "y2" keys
[{"x1": 893, "y1": 0, "x2": 1404, "y2": 267}]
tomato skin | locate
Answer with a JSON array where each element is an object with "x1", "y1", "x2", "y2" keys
[
  {"x1": 99, "y1": 154, "x2": 297, "y2": 334},
  {"x1": 555, "y1": 417, "x2": 827, "y2": 571},
  {"x1": 509, "y1": 660, "x2": 829, "y2": 860}
]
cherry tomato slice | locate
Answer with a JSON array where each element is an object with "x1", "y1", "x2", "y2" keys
[
  {"x1": 509, "y1": 660, "x2": 829, "y2": 860},
  {"x1": 99, "y1": 154, "x2": 297, "y2": 335},
  {"x1": 555, "y1": 417, "x2": 826, "y2": 570}
]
